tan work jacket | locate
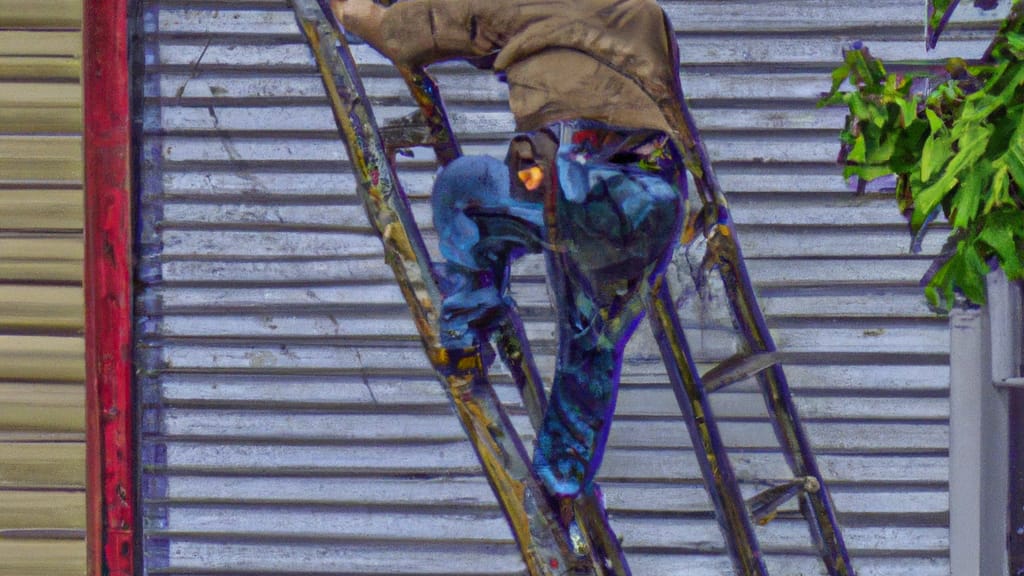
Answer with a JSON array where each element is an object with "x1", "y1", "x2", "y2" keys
[{"x1": 370, "y1": 0, "x2": 684, "y2": 134}]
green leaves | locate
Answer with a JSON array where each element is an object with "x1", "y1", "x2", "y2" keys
[
  {"x1": 822, "y1": 4, "x2": 1024, "y2": 309},
  {"x1": 913, "y1": 124, "x2": 992, "y2": 231},
  {"x1": 818, "y1": 48, "x2": 929, "y2": 185},
  {"x1": 920, "y1": 111, "x2": 950, "y2": 182},
  {"x1": 978, "y1": 208, "x2": 1024, "y2": 277}
]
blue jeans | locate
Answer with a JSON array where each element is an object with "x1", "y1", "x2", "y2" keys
[{"x1": 433, "y1": 121, "x2": 685, "y2": 497}]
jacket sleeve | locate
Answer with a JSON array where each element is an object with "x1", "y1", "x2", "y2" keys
[{"x1": 374, "y1": 0, "x2": 491, "y2": 66}]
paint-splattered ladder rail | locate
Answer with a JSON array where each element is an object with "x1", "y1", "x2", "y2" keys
[
  {"x1": 290, "y1": 1, "x2": 854, "y2": 574},
  {"x1": 660, "y1": 57, "x2": 856, "y2": 576}
]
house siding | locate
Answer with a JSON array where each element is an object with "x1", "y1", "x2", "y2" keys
[
  {"x1": 136, "y1": 1, "x2": 1005, "y2": 574},
  {"x1": 0, "y1": 1, "x2": 86, "y2": 575}
]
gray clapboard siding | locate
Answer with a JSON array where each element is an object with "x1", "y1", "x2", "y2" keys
[
  {"x1": 150, "y1": 70, "x2": 850, "y2": 105},
  {"x1": 150, "y1": 1, "x2": 1002, "y2": 36},
  {"x1": 146, "y1": 314, "x2": 948, "y2": 351},
  {"x1": 168, "y1": 103, "x2": 499, "y2": 129},
  {"x1": 627, "y1": 555, "x2": 951, "y2": 576},
  {"x1": 153, "y1": 227, "x2": 947, "y2": 260},
  {"x1": 157, "y1": 104, "x2": 850, "y2": 132},
  {"x1": 147, "y1": 439, "x2": 947, "y2": 484},
  {"x1": 155, "y1": 134, "x2": 883, "y2": 170},
  {"x1": 156, "y1": 255, "x2": 937, "y2": 288},
  {"x1": 151, "y1": 31, "x2": 991, "y2": 69},
  {"x1": 137, "y1": 0, "x2": 997, "y2": 574},
  {"x1": 149, "y1": 365, "x2": 949, "y2": 416},
  {"x1": 153, "y1": 196, "x2": 923, "y2": 231},
  {"x1": 150, "y1": 332, "x2": 948, "y2": 376},
  {"x1": 150, "y1": 374, "x2": 952, "y2": 423},
  {"x1": 148, "y1": 544, "x2": 953, "y2": 576},
  {"x1": 155, "y1": 475, "x2": 949, "y2": 517},
  {"x1": 149, "y1": 511, "x2": 948, "y2": 556},
  {"x1": 154, "y1": 410, "x2": 948, "y2": 452},
  {"x1": 146, "y1": 283, "x2": 939, "y2": 318},
  {"x1": 152, "y1": 166, "x2": 867, "y2": 198}
]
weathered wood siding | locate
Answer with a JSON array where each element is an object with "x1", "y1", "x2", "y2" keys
[
  {"x1": 0, "y1": 1, "x2": 86, "y2": 575},
  {"x1": 136, "y1": 1, "x2": 1003, "y2": 574}
]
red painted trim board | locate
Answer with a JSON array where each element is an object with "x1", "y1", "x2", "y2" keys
[{"x1": 83, "y1": 0, "x2": 136, "y2": 574}]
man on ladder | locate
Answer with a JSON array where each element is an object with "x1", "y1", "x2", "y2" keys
[{"x1": 331, "y1": 0, "x2": 691, "y2": 550}]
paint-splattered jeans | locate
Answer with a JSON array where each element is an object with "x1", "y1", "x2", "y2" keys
[{"x1": 433, "y1": 120, "x2": 685, "y2": 498}]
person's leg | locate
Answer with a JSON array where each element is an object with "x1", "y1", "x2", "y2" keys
[
  {"x1": 431, "y1": 155, "x2": 544, "y2": 349},
  {"x1": 532, "y1": 269, "x2": 645, "y2": 498},
  {"x1": 533, "y1": 123, "x2": 685, "y2": 498}
]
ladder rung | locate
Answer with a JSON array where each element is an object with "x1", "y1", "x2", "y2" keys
[
  {"x1": 380, "y1": 110, "x2": 435, "y2": 150},
  {"x1": 702, "y1": 351, "x2": 781, "y2": 393},
  {"x1": 747, "y1": 476, "x2": 820, "y2": 526}
]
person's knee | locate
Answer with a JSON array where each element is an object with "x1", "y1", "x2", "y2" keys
[
  {"x1": 432, "y1": 155, "x2": 509, "y2": 217},
  {"x1": 432, "y1": 156, "x2": 508, "y2": 266}
]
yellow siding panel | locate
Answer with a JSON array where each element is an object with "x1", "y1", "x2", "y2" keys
[
  {"x1": 0, "y1": 260, "x2": 82, "y2": 283},
  {"x1": 0, "y1": 540, "x2": 86, "y2": 576},
  {"x1": 0, "y1": 0, "x2": 83, "y2": 29},
  {"x1": 0, "y1": 235, "x2": 82, "y2": 262},
  {"x1": 0, "y1": 336, "x2": 84, "y2": 383},
  {"x1": 0, "y1": 13, "x2": 85, "y2": 576},
  {"x1": 0, "y1": 107, "x2": 81, "y2": 133},
  {"x1": 0, "y1": 136, "x2": 81, "y2": 182},
  {"x1": 0, "y1": 57, "x2": 80, "y2": 81},
  {"x1": 0, "y1": 432, "x2": 82, "y2": 443},
  {"x1": 0, "y1": 190, "x2": 83, "y2": 230},
  {"x1": 0, "y1": 490, "x2": 84, "y2": 530},
  {"x1": 0, "y1": 286, "x2": 83, "y2": 331},
  {"x1": 0, "y1": 442, "x2": 85, "y2": 489},
  {"x1": 0, "y1": 31, "x2": 81, "y2": 57},
  {"x1": 0, "y1": 383, "x2": 84, "y2": 431},
  {"x1": 0, "y1": 30, "x2": 80, "y2": 81},
  {"x1": 0, "y1": 235, "x2": 83, "y2": 283},
  {"x1": 0, "y1": 82, "x2": 80, "y2": 108}
]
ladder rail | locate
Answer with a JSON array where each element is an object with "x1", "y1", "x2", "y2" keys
[
  {"x1": 290, "y1": 3, "x2": 582, "y2": 573},
  {"x1": 647, "y1": 279, "x2": 769, "y2": 576},
  {"x1": 707, "y1": 220, "x2": 854, "y2": 575},
  {"x1": 342, "y1": 0, "x2": 555, "y2": 435},
  {"x1": 668, "y1": 73, "x2": 855, "y2": 576}
]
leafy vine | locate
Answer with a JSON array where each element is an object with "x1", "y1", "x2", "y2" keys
[{"x1": 821, "y1": 0, "x2": 1024, "y2": 308}]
